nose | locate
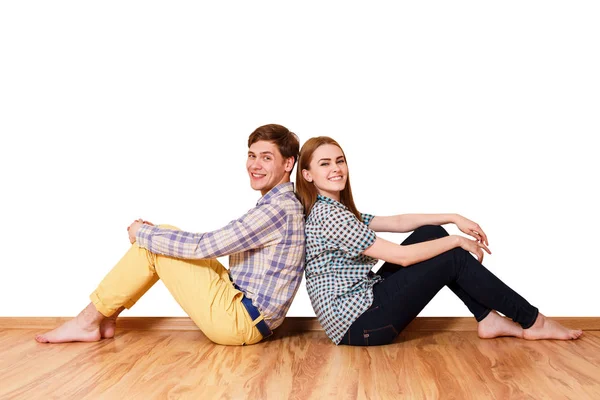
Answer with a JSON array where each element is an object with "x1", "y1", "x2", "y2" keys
[{"x1": 249, "y1": 158, "x2": 263, "y2": 171}]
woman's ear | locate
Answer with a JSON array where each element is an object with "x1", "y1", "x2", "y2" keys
[{"x1": 302, "y1": 169, "x2": 313, "y2": 183}]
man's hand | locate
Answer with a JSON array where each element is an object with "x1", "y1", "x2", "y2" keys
[{"x1": 127, "y1": 219, "x2": 154, "y2": 244}]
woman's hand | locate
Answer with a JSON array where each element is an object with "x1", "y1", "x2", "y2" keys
[
  {"x1": 455, "y1": 215, "x2": 488, "y2": 245},
  {"x1": 127, "y1": 219, "x2": 154, "y2": 244},
  {"x1": 456, "y1": 236, "x2": 491, "y2": 263}
]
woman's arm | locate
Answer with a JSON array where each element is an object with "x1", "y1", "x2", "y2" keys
[
  {"x1": 369, "y1": 214, "x2": 489, "y2": 245},
  {"x1": 362, "y1": 235, "x2": 490, "y2": 267},
  {"x1": 369, "y1": 214, "x2": 458, "y2": 233}
]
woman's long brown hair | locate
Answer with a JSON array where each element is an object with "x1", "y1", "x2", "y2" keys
[{"x1": 296, "y1": 136, "x2": 362, "y2": 221}]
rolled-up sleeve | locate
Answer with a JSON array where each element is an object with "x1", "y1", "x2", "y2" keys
[
  {"x1": 322, "y1": 208, "x2": 376, "y2": 258},
  {"x1": 136, "y1": 204, "x2": 287, "y2": 259}
]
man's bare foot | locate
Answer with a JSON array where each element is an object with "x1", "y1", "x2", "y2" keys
[
  {"x1": 478, "y1": 310, "x2": 524, "y2": 339},
  {"x1": 35, "y1": 318, "x2": 101, "y2": 343},
  {"x1": 99, "y1": 318, "x2": 116, "y2": 339},
  {"x1": 99, "y1": 307, "x2": 124, "y2": 339},
  {"x1": 35, "y1": 303, "x2": 105, "y2": 344},
  {"x1": 523, "y1": 313, "x2": 583, "y2": 340}
]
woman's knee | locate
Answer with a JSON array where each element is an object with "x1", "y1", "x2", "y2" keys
[{"x1": 415, "y1": 225, "x2": 449, "y2": 239}]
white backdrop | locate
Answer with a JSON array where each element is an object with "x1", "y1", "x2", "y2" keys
[{"x1": 1, "y1": 2, "x2": 598, "y2": 318}]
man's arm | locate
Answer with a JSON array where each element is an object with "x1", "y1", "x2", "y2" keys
[{"x1": 132, "y1": 204, "x2": 287, "y2": 259}]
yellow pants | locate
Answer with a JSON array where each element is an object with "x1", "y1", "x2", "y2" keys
[{"x1": 89, "y1": 225, "x2": 263, "y2": 346}]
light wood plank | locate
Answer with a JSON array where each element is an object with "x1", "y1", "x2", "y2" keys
[
  {"x1": 0, "y1": 329, "x2": 599, "y2": 399},
  {"x1": 1, "y1": 316, "x2": 598, "y2": 332}
]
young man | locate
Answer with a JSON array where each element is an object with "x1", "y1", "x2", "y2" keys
[{"x1": 36, "y1": 124, "x2": 305, "y2": 346}]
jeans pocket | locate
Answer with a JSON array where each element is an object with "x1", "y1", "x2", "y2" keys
[{"x1": 363, "y1": 324, "x2": 399, "y2": 346}]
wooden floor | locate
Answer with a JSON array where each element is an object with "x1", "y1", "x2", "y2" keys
[{"x1": 1, "y1": 327, "x2": 599, "y2": 399}]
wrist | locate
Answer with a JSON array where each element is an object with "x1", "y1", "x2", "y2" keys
[
  {"x1": 450, "y1": 213, "x2": 461, "y2": 224},
  {"x1": 451, "y1": 235, "x2": 463, "y2": 248}
]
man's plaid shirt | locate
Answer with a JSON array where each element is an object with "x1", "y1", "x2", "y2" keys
[{"x1": 136, "y1": 182, "x2": 305, "y2": 330}]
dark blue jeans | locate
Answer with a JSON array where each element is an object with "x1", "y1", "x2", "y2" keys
[{"x1": 339, "y1": 225, "x2": 539, "y2": 346}]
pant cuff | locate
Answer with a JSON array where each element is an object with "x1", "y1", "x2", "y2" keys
[
  {"x1": 475, "y1": 309, "x2": 492, "y2": 322},
  {"x1": 90, "y1": 291, "x2": 136, "y2": 317},
  {"x1": 521, "y1": 307, "x2": 539, "y2": 329}
]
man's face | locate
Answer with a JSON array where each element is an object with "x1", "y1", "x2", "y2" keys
[{"x1": 247, "y1": 140, "x2": 293, "y2": 195}]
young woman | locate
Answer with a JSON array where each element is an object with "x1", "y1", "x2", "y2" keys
[{"x1": 296, "y1": 136, "x2": 583, "y2": 346}]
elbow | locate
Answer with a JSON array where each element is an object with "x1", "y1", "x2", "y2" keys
[{"x1": 394, "y1": 255, "x2": 409, "y2": 268}]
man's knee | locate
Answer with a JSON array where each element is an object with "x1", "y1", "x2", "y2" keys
[{"x1": 158, "y1": 224, "x2": 181, "y2": 231}]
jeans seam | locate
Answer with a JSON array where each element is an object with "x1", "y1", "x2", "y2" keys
[{"x1": 363, "y1": 325, "x2": 399, "y2": 346}]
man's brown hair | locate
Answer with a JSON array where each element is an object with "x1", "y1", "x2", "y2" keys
[{"x1": 248, "y1": 124, "x2": 300, "y2": 167}]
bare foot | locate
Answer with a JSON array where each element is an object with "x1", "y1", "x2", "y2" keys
[
  {"x1": 35, "y1": 303, "x2": 104, "y2": 344},
  {"x1": 100, "y1": 317, "x2": 117, "y2": 339},
  {"x1": 35, "y1": 316, "x2": 101, "y2": 343},
  {"x1": 478, "y1": 310, "x2": 524, "y2": 339},
  {"x1": 523, "y1": 313, "x2": 583, "y2": 340},
  {"x1": 99, "y1": 306, "x2": 124, "y2": 339}
]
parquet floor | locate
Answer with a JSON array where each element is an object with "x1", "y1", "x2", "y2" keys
[{"x1": 1, "y1": 328, "x2": 599, "y2": 399}]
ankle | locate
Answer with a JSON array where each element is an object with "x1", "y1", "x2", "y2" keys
[
  {"x1": 529, "y1": 313, "x2": 545, "y2": 329},
  {"x1": 77, "y1": 304, "x2": 105, "y2": 327}
]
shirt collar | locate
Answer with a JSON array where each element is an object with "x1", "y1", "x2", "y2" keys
[
  {"x1": 257, "y1": 182, "x2": 295, "y2": 206},
  {"x1": 316, "y1": 194, "x2": 348, "y2": 210}
]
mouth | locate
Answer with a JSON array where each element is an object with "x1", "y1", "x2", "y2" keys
[
  {"x1": 251, "y1": 173, "x2": 266, "y2": 179},
  {"x1": 328, "y1": 175, "x2": 343, "y2": 182}
]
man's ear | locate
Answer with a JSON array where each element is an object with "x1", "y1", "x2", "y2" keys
[
  {"x1": 302, "y1": 169, "x2": 313, "y2": 182},
  {"x1": 284, "y1": 157, "x2": 294, "y2": 172}
]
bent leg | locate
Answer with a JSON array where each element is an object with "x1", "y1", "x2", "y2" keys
[
  {"x1": 152, "y1": 253, "x2": 262, "y2": 345},
  {"x1": 342, "y1": 245, "x2": 539, "y2": 346},
  {"x1": 91, "y1": 224, "x2": 261, "y2": 345},
  {"x1": 377, "y1": 225, "x2": 491, "y2": 321},
  {"x1": 90, "y1": 243, "x2": 160, "y2": 317},
  {"x1": 36, "y1": 242, "x2": 160, "y2": 344},
  {"x1": 37, "y1": 225, "x2": 261, "y2": 345}
]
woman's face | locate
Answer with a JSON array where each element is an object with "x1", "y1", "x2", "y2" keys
[{"x1": 303, "y1": 144, "x2": 348, "y2": 201}]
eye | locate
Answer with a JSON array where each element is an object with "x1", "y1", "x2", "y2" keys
[
  {"x1": 248, "y1": 154, "x2": 256, "y2": 159},
  {"x1": 337, "y1": 159, "x2": 345, "y2": 164},
  {"x1": 320, "y1": 162, "x2": 329, "y2": 167},
  {"x1": 264, "y1": 156, "x2": 272, "y2": 161}
]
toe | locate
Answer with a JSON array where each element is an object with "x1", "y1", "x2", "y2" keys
[{"x1": 35, "y1": 335, "x2": 48, "y2": 343}]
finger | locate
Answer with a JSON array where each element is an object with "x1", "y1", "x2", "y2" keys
[
  {"x1": 478, "y1": 228, "x2": 489, "y2": 246},
  {"x1": 469, "y1": 230, "x2": 481, "y2": 242},
  {"x1": 477, "y1": 249, "x2": 483, "y2": 263},
  {"x1": 479, "y1": 242, "x2": 492, "y2": 255}
]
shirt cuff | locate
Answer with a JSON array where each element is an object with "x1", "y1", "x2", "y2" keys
[
  {"x1": 136, "y1": 224, "x2": 159, "y2": 250},
  {"x1": 356, "y1": 228, "x2": 377, "y2": 257}
]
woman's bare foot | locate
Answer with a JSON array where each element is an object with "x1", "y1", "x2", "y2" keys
[
  {"x1": 523, "y1": 313, "x2": 583, "y2": 340},
  {"x1": 35, "y1": 303, "x2": 105, "y2": 344},
  {"x1": 478, "y1": 310, "x2": 524, "y2": 339}
]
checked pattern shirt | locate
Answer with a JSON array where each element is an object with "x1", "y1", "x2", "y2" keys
[
  {"x1": 136, "y1": 182, "x2": 305, "y2": 330},
  {"x1": 305, "y1": 195, "x2": 380, "y2": 344}
]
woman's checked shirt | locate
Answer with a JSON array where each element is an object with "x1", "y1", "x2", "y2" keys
[{"x1": 305, "y1": 195, "x2": 381, "y2": 344}]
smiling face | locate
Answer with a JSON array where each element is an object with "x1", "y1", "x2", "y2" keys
[
  {"x1": 301, "y1": 143, "x2": 348, "y2": 201},
  {"x1": 247, "y1": 140, "x2": 294, "y2": 195}
]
